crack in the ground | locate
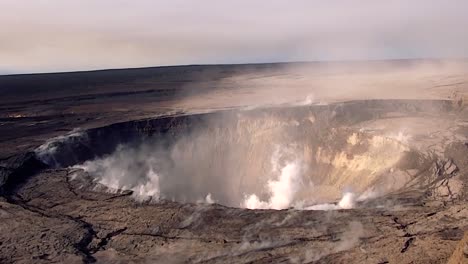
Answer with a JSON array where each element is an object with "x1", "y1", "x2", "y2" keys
[
  {"x1": 120, "y1": 232, "x2": 231, "y2": 243},
  {"x1": 400, "y1": 237, "x2": 415, "y2": 253},
  {"x1": 103, "y1": 191, "x2": 133, "y2": 201},
  {"x1": 89, "y1": 227, "x2": 128, "y2": 254},
  {"x1": 388, "y1": 215, "x2": 418, "y2": 253},
  {"x1": 65, "y1": 171, "x2": 80, "y2": 197},
  {"x1": 392, "y1": 216, "x2": 416, "y2": 232},
  {"x1": 5, "y1": 195, "x2": 98, "y2": 263}
]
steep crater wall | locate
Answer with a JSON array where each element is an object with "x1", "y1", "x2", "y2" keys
[{"x1": 31, "y1": 100, "x2": 455, "y2": 208}]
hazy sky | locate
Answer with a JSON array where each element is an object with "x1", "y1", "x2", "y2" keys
[{"x1": 1, "y1": 0, "x2": 468, "y2": 74}]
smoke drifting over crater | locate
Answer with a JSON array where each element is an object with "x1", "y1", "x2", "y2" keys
[
  {"x1": 69, "y1": 140, "x2": 363, "y2": 210},
  {"x1": 33, "y1": 99, "x2": 435, "y2": 211},
  {"x1": 73, "y1": 143, "x2": 308, "y2": 208}
]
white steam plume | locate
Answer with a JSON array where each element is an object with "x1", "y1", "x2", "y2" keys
[
  {"x1": 70, "y1": 138, "x2": 229, "y2": 204},
  {"x1": 304, "y1": 192, "x2": 356, "y2": 211},
  {"x1": 197, "y1": 193, "x2": 215, "y2": 204},
  {"x1": 72, "y1": 144, "x2": 162, "y2": 201},
  {"x1": 243, "y1": 158, "x2": 302, "y2": 210}
]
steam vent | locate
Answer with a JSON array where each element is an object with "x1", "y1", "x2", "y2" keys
[{"x1": 1, "y1": 61, "x2": 468, "y2": 263}]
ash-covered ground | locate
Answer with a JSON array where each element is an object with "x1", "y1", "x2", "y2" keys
[{"x1": 1, "y1": 60, "x2": 468, "y2": 263}]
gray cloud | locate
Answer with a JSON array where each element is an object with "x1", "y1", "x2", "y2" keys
[{"x1": 1, "y1": 0, "x2": 467, "y2": 73}]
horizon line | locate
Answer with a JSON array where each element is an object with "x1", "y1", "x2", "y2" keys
[{"x1": 2, "y1": 57, "x2": 467, "y2": 77}]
